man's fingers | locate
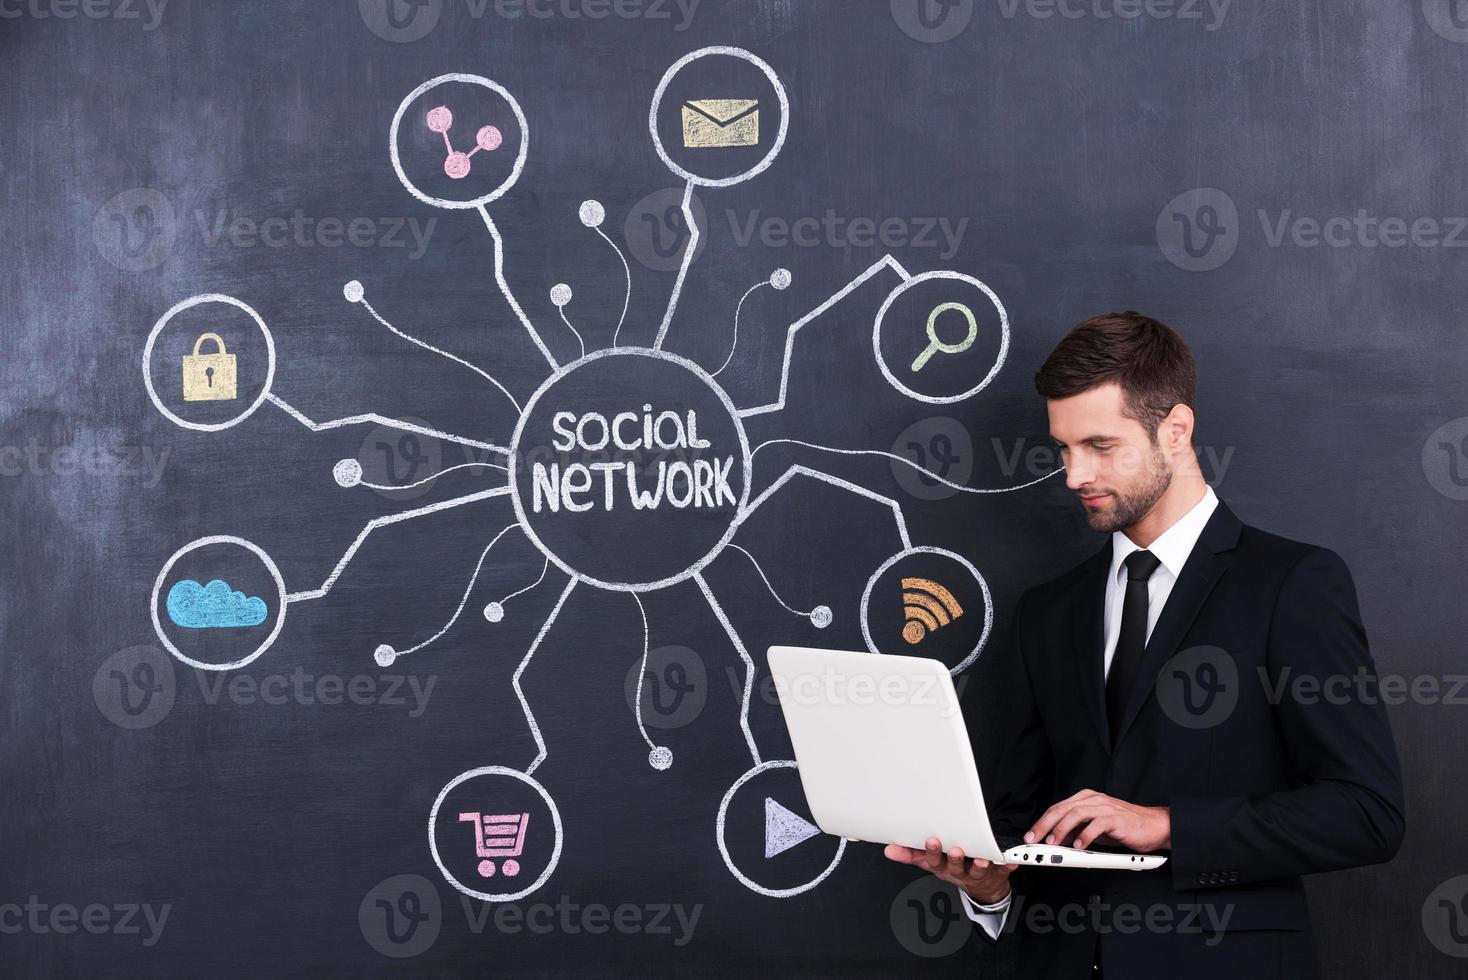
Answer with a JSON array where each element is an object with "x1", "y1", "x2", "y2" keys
[
  {"x1": 923, "y1": 838, "x2": 944, "y2": 870},
  {"x1": 1075, "y1": 817, "x2": 1116, "y2": 851},
  {"x1": 884, "y1": 843, "x2": 922, "y2": 864},
  {"x1": 1026, "y1": 789, "x2": 1102, "y2": 843},
  {"x1": 1048, "y1": 804, "x2": 1105, "y2": 846}
]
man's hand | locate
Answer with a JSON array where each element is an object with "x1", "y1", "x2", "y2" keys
[
  {"x1": 883, "y1": 838, "x2": 1018, "y2": 905},
  {"x1": 1026, "y1": 789, "x2": 1171, "y2": 852}
]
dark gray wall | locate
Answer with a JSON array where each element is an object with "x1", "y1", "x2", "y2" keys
[{"x1": 2, "y1": 0, "x2": 1464, "y2": 976}]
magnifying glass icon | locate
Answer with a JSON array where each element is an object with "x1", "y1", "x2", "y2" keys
[{"x1": 910, "y1": 301, "x2": 978, "y2": 373}]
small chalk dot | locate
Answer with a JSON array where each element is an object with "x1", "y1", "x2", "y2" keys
[
  {"x1": 810, "y1": 605, "x2": 833, "y2": 629},
  {"x1": 333, "y1": 458, "x2": 363, "y2": 488},
  {"x1": 770, "y1": 268, "x2": 792, "y2": 290},
  {"x1": 343, "y1": 280, "x2": 364, "y2": 303},
  {"x1": 476, "y1": 125, "x2": 503, "y2": 152},
  {"x1": 426, "y1": 105, "x2": 453, "y2": 133},
  {"x1": 550, "y1": 283, "x2": 573, "y2": 307},
  {"x1": 484, "y1": 602, "x2": 505, "y2": 623},
  {"x1": 649, "y1": 746, "x2": 673, "y2": 770},
  {"x1": 374, "y1": 645, "x2": 396, "y2": 667},
  {"x1": 444, "y1": 151, "x2": 471, "y2": 180},
  {"x1": 578, "y1": 200, "x2": 606, "y2": 228}
]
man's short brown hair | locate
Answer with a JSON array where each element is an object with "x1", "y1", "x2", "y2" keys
[{"x1": 1033, "y1": 311, "x2": 1196, "y2": 438}]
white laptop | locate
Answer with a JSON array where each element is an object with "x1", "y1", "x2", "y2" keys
[{"x1": 767, "y1": 645, "x2": 1167, "y2": 872}]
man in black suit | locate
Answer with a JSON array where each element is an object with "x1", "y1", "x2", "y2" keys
[{"x1": 884, "y1": 311, "x2": 1404, "y2": 977}]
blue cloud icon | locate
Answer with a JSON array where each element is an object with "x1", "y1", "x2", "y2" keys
[{"x1": 166, "y1": 579, "x2": 269, "y2": 629}]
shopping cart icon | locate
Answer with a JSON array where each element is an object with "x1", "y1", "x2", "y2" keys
[{"x1": 458, "y1": 811, "x2": 530, "y2": 878}]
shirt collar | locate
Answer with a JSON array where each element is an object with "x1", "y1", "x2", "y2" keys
[{"x1": 1109, "y1": 485, "x2": 1219, "y2": 582}]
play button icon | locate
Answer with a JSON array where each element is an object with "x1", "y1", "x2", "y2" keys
[
  {"x1": 718, "y1": 760, "x2": 846, "y2": 897},
  {"x1": 765, "y1": 797, "x2": 821, "y2": 858}
]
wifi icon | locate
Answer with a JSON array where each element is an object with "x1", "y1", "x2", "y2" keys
[{"x1": 901, "y1": 577, "x2": 964, "y2": 645}]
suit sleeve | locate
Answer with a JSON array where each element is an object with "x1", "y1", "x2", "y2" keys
[{"x1": 1168, "y1": 547, "x2": 1406, "y2": 890}]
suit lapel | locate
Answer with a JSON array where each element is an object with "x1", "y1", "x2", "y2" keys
[
  {"x1": 1070, "y1": 543, "x2": 1113, "y2": 753},
  {"x1": 1113, "y1": 500, "x2": 1243, "y2": 746}
]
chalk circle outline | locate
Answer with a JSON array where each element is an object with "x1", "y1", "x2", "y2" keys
[
  {"x1": 716, "y1": 759, "x2": 846, "y2": 898},
  {"x1": 507, "y1": 346, "x2": 752, "y2": 594},
  {"x1": 860, "y1": 545, "x2": 993, "y2": 676},
  {"x1": 872, "y1": 271, "x2": 1010, "y2": 405},
  {"x1": 143, "y1": 294, "x2": 276, "y2": 432},
  {"x1": 428, "y1": 766, "x2": 563, "y2": 903},
  {"x1": 390, "y1": 73, "x2": 530, "y2": 210},
  {"x1": 648, "y1": 46, "x2": 791, "y2": 189},
  {"x1": 150, "y1": 535, "x2": 288, "y2": 671}
]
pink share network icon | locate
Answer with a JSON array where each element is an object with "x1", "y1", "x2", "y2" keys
[{"x1": 425, "y1": 104, "x2": 503, "y2": 179}]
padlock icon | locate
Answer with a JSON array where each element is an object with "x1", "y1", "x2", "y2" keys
[{"x1": 181, "y1": 332, "x2": 238, "y2": 402}]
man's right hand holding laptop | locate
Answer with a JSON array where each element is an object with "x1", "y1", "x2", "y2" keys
[{"x1": 883, "y1": 838, "x2": 1018, "y2": 906}]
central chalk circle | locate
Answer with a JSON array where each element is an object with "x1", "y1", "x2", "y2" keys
[{"x1": 508, "y1": 347, "x2": 751, "y2": 593}]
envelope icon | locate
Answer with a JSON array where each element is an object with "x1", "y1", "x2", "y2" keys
[{"x1": 681, "y1": 99, "x2": 760, "y2": 149}]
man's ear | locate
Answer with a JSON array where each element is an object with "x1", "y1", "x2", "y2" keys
[{"x1": 1157, "y1": 404, "x2": 1195, "y2": 456}]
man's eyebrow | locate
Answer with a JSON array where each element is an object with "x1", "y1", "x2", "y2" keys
[{"x1": 1053, "y1": 435, "x2": 1122, "y2": 447}]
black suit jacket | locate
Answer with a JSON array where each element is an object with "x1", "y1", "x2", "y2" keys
[{"x1": 982, "y1": 500, "x2": 1405, "y2": 978}]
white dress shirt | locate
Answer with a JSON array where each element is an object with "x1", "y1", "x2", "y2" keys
[{"x1": 960, "y1": 486, "x2": 1219, "y2": 938}]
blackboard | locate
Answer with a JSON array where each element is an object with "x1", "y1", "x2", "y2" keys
[{"x1": 3, "y1": 1, "x2": 1466, "y2": 976}]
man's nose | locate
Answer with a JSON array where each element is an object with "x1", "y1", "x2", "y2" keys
[{"x1": 1065, "y1": 460, "x2": 1092, "y2": 491}]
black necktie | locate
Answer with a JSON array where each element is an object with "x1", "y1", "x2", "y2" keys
[{"x1": 1106, "y1": 549, "x2": 1162, "y2": 741}]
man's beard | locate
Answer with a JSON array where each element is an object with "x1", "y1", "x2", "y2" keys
[{"x1": 1083, "y1": 450, "x2": 1173, "y2": 533}]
